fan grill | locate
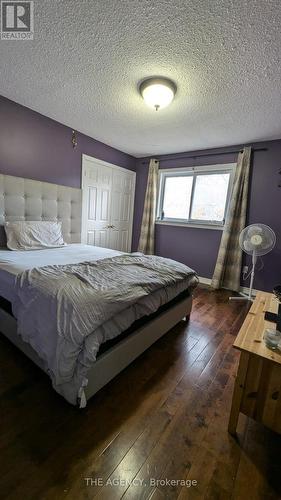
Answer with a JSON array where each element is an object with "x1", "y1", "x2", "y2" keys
[{"x1": 239, "y1": 224, "x2": 276, "y2": 256}]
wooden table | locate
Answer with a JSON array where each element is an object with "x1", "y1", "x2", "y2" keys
[{"x1": 228, "y1": 291, "x2": 281, "y2": 435}]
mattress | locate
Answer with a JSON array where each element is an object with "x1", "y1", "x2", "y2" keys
[
  {"x1": 0, "y1": 244, "x2": 197, "y2": 351},
  {"x1": 0, "y1": 244, "x2": 197, "y2": 305},
  {"x1": 0, "y1": 244, "x2": 122, "y2": 302}
]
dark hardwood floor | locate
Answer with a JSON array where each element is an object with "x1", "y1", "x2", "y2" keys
[{"x1": 0, "y1": 287, "x2": 280, "y2": 500}]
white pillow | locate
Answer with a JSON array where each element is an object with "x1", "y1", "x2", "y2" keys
[{"x1": 4, "y1": 221, "x2": 67, "y2": 251}]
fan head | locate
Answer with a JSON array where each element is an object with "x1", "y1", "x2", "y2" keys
[{"x1": 239, "y1": 224, "x2": 276, "y2": 256}]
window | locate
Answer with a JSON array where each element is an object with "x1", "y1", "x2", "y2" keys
[{"x1": 157, "y1": 164, "x2": 235, "y2": 228}]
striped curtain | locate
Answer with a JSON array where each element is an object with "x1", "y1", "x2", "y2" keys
[
  {"x1": 138, "y1": 158, "x2": 159, "y2": 254},
  {"x1": 211, "y1": 146, "x2": 251, "y2": 291}
]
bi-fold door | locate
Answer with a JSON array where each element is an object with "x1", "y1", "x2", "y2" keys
[{"x1": 81, "y1": 155, "x2": 136, "y2": 252}]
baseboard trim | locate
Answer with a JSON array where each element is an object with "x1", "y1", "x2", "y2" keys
[
  {"x1": 240, "y1": 286, "x2": 259, "y2": 296},
  {"x1": 198, "y1": 276, "x2": 260, "y2": 296},
  {"x1": 198, "y1": 276, "x2": 212, "y2": 286}
]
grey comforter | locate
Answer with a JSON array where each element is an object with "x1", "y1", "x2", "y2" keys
[{"x1": 13, "y1": 253, "x2": 198, "y2": 405}]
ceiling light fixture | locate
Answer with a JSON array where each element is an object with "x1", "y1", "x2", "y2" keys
[{"x1": 140, "y1": 77, "x2": 177, "y2": 111}]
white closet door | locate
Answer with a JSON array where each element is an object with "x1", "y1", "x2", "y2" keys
[
  {"x1": 81, "y1": 158, "x2": 112, "y2": 248},
  {"x1": 82, "y1": 156, "x2": 135, "y2": 252},
  {"x1": 109, "y1": 169, "x2": 135, "y2": 252}
]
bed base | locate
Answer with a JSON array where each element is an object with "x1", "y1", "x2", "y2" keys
[{"x1": 0, "y1": 294, "x2": 192, "y2": 403}]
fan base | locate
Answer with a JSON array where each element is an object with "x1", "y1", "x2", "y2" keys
[{"x1": 229, "y1": 294, "x2": 253, "y2": 302}]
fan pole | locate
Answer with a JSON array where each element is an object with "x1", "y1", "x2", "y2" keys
[{"x1": 248, "y1": 249, "x2": 257, "y2": 301}]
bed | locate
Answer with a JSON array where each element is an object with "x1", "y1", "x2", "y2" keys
[{"x1": 0, "y1": 174, "x2": 198, "y2": 406}]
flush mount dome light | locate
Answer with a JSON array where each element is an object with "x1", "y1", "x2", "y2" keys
[{"x1": 140, "y1": 77, "x2": 177, "y2": 111}]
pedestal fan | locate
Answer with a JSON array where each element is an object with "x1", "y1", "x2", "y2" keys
[{"x1": 230, "y1": 224, "x2": 276, "y2": 301}]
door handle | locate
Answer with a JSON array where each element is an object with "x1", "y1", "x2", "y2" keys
[{"x1": 103, "y1": 224, "x2": 116, "y2": 229}]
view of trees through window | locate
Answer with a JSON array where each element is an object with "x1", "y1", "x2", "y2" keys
[
  {"x1": 159, "y1": 170, "x2": 231, "y2": 224},
  {"x1": 191, "y1": 173, "x2": 230, "y2": 221},
  {"x1": 162, "y1": 176, "x2": 193, "y2": 220}
]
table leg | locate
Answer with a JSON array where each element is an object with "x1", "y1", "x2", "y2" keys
[{"x1": 228, "y1": 351, "x2": 249, "y2": 435}]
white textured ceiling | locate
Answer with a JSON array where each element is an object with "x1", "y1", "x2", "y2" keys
[{"x1": 1, "y1": 0, "x2": 281, "y2": 157}]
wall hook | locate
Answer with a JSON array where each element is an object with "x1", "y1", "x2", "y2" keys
[{"x1": 71, "y1": 130, "x2": 78, "y2": 149}]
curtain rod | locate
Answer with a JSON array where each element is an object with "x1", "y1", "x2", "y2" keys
[{"x1": 141, "y1": 147, "x2": 267, "y2": 164}]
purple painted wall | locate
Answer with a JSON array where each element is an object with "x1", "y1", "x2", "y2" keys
[
  {"x1": 0, "y1": 95, "x2": 136, "y2": 188},
  {"x1": 1, "y1": 94, "x2": 280, "y2": 291},
  {"x1": 132, "y1": 141, "x2": 281, "y2": 292}
]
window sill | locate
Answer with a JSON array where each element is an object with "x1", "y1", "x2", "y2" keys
[{"x1": 155, "y1": 220, "x2": 224, "y2": 231}]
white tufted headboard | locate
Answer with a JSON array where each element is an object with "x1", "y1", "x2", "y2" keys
[{"x1": 0, "y1": 174, "x2": 82, "y2": 246}]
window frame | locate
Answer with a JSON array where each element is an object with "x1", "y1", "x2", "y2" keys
[{"x1": 156, "y1": 163, "x2": 236, "y2": 230}]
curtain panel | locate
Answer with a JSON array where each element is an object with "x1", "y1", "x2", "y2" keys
[
  {"x1": 211, "y1": 146, "x2": 251, "y2": 291},
  {"x1": 137, "y1": 158, "x2": 159, "y2": 254}
]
